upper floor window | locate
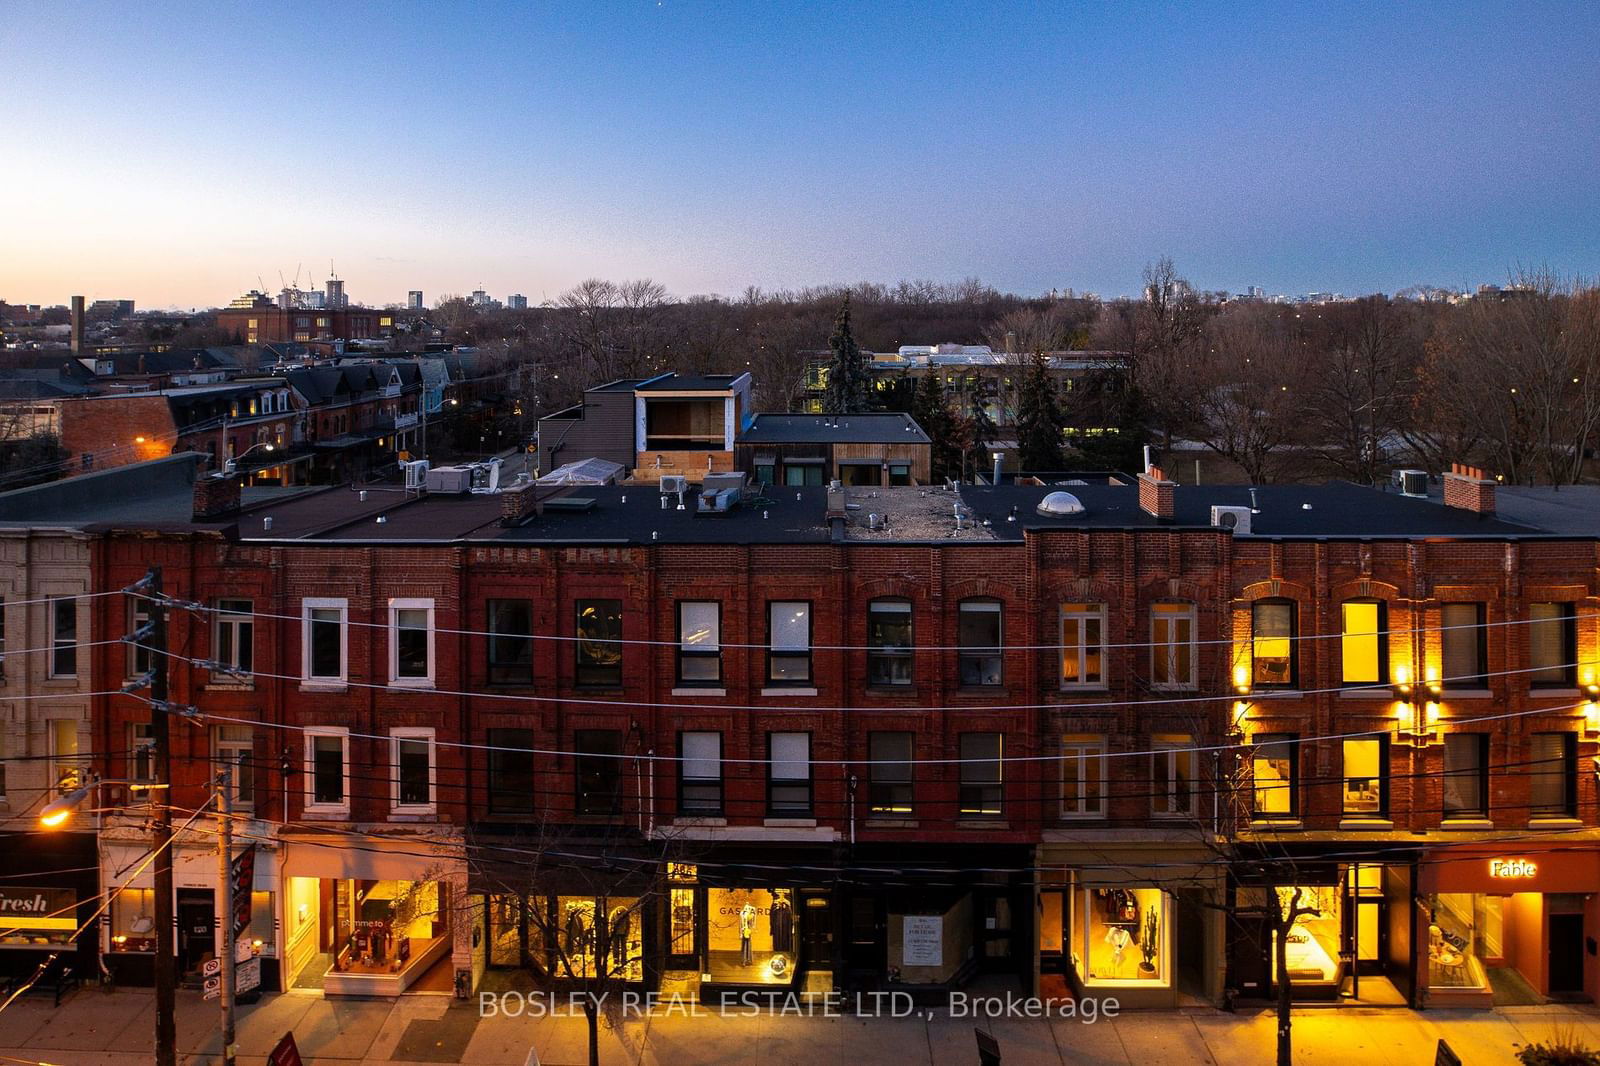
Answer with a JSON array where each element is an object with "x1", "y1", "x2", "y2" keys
[
  {"x1": 213, "y1": 725, "x2": 254, "y2": 809},
  {"x1": 301, "y1": 598, "x2": 347, "y2": 684},
  {"x1": 1342, "y1": 736, "x2": 1387, "y2": 817},
  {"x1": 305, "y1": 728, "x2": 349, "y2": 813},
  {"x1": 1251, "y1": 733, "x2": 1298, "y2": 818},
  {"x1": 958, "y1": 733, "x2": 1003, "y2": 817},
  {"x1": 678, "y1": 731, "x2": 723, "y2": 815},
  {"x1": 1442, "y1": 733, "x2": 1488, "y2": 818},
  {"x1": 128, "y1": 600, "x2": 153, "y2": 679},
  {"x1": 389, "y1": 598, "x2": 435, "y2": 686},
  {"x1": 957, "y1": 600, "x2": 1003, "y2": 687},
  {"x1": 1340, "y1": 600, "x2": 1387, "y2": 685},
  {"x1": 391, "y1": 728, "x2": 436, "y2": 814},
  {"x1": 1251, "y1": 600, "x2": 1296, "y2": 688},
  {"x1": 866, "y1": 600, "x2": 913, "y2": 687},
  {"x1": 575, "y1": 729, "x2": 623, "y2": 815},
  {"x1": 1150, "y1": 604, "x2": 1196, "y2": 690},
  {"x1": 1061, "y1": 735, "x2": 1106, "y2": 819},
  {"x1": 768, "y1": 732, "x2": 813, "y2": 816},
  {"x1": 1441, "y1": 603, "x2": 1487, "y2": 688},
  {"x1": 1151, "y1": 735, "x2": 1196, "y2": 817},
  {"x1": 575, "y1": 599, "x2": 623, "y2": 687},
  {"x1": 676, "y1": 601, "x2": 722, "y2": 685},
  {"x1": 1059, "y1": 604, "x2": 1105, "y2": 688},
  {"x1": 486, "y1": 599, "x2": 533, "y2": 685},
  {"x1": 486, "y1": 728, "x2": 534, "y2": 815},
  {"x1": 129, "y1": 723, "x2": 156, "y2": 790},
  {"x1": 767, "y1": 602, "x2": 812, "y2": 685},
  {"x1": 1529, "y1": 732, "x2": 1577, "y2": 818},
  {"x1": 867, "y1": 731, "x2": 914, "y2": 815},
  {"x1": 50, "y1": 597, "x2": 76, "y2": 678},
  {"x1": 214, "y1": 599, "x2": 254, "y2": 676},
  {"x1": 1528, "y1": 603, "x2": 1576, "y2": 687}
]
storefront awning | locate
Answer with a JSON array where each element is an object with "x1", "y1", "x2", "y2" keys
[{"x1": 281, "y1": 834, "x2": 460, "y2": 882}]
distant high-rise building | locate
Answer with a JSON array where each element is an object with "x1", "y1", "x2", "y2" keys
[
  {"x1": 507, "y1": 293, "x2": 528, "y2": 310},
  {"x1": 408, "y1": 290, "x2": 424, "y2": 310},
  {"x1": 326, "y1": 275, "x2": 347, "y2": 310},
  {"x1": 86, "y1": 299, "x2": 135, "y2": 321}
]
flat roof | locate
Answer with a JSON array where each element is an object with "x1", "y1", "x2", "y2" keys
[
  {"x1": 739, "y1": 413, "x2": 932, "y2": 445},
  {"x1": 635, "y1": 373, "x2": 747, "y2": 392}
]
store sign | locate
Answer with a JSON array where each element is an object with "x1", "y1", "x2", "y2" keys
[
  {"x1": 1489, "y1": 859, "x2": 1537, "y2": 879},
  {"x1": 0, "y1": 888, "x2": 77, "y2": 931},
  {"x1": 902, "y1": 915, "x2": 943, "y2": 967},
  {"x1": 230, "y1": 844, "x2": 256, "y2": 939}
]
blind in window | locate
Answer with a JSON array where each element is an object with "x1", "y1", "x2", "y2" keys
[
  {"x1": 681, "y1": 732, "x2": 721, "y2": 780},
  {"x1": 770, "y1": 733, "x2": 809, "y2": 780},
  {"x1": 1529, "y1": 732, "x2": 1571, "y2": 814},
  {"x1": 1441, "y1": 604, "x2": 1482, "y2": 682},
  {"x1": 1528, "y1": 603, "x2": 1568, "y2": 681},
  {"x1": 770, "y1": 603, "x2": 809, "y2": 650},
  {"x1": 680, "y1": 603, "x2": 720, "y2": 650}
]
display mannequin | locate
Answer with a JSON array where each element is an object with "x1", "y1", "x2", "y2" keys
[
  {"x1": 769, "y1": 894, "x2": 792, "y2": 953},
  {"x1": 1104, "y1": 924, "x2": 1132, "y2": 973},
  {"x1": 739, "y1": 903, "x2": 756, "y2": 966}
]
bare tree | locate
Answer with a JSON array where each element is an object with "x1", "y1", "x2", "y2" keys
[
  {"x1": 1300, "y1": 297, "x2": 1425, "y2": 485},
  {"x1": 1186, "y1": 305, "x2": 1309, "y2": 484}
]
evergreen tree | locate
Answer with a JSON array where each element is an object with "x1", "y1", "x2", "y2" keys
[
  {"x1": 1015, "y1": 350, "x2": 1067, "y2": 471},
  {"x1": 910, "y1": 370, "x2": 958, "y2": 481},
  {"x1": 822, "y1": 293, "x2": 870, "y2": 414}
]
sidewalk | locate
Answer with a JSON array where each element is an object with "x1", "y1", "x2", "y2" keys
[{"x1": 2, "y1": 987, "x2": 1598, "y2": 1066}]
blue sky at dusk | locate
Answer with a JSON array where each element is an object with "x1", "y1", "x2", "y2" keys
[{"x1": 3, "y1": 0, "x2": 1597, "y2": 307}]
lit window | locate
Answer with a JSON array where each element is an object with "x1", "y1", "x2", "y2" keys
[
  {"x1": 1150, "y1": 604, "x2": 1195, "y2": 689},
  {"x1": 1251, "y1": 733, "x2": 1298, "y2": 817},
  {"x1": 1342, "y1": 736, "x2": 1387, "y2": 817},
  {"x1": 1060, "y1": 603, "x2": 1105, "y2": 687},
  {"x1": 1340, "y1": 601, "x2": 1386, "y2": 685},
  {"x1": 1251, "y1": 600, "x2": 1296, "y2": 688},
  {"x1": 575, "y1": 599, "x2": 623, "y2": 687}
]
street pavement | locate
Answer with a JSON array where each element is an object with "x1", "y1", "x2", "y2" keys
[{"x1": 1, "y1": 986, "x2": 1598, "y2": 1065}]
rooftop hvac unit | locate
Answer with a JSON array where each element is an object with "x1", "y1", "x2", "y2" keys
[
  {"x1": 1210, "y1": 505, "x2": 1253, "y2": 535},
  {"x1": 403, "y1": 459, "x2": 430, "y2": 491},
  {"x1": 696, "y1": 487, "x2": 740, "y2": 514},
  {"x1": 659, "y1": 475, "x2": 688, "y2": 495},
  {"x1": 701, "y1": 472, "x2": 747, "y2": 498},
  {"x1": 425, "y1": 465, "x2": 471, "y2": 494},
  {"x1": 1393, "y1": 469, "x2": 1429, "y2": 497}
]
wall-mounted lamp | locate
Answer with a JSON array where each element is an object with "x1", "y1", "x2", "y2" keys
[
  {"x1": 1391, "y1": 664, "x2": 1414, "y2": 703},
  {"x1": 1232, "y1": 664, "x2": 1251, "y2": 696},
  {"x1": 1230, "y1": 700, "x2": 1251, "y2": 737},
  {"x1": 1423, "y1": 666, "x2": 1443, "y2": 701}
]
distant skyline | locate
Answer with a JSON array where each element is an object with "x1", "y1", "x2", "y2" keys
[{"x1": 3, "y1": 0, "x2": 1597, "y2": 308}]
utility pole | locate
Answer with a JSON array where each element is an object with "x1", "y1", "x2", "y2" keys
[
  {"x1": 145, "y1": 566, "x2": 178, "y2": 1066},
  {"x1": 216, "y1": 764, "x2": 237, "y2": 1066}
]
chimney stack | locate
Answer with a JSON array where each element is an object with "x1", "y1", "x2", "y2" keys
[
  {"x1": 1138, "y1": 465, "x2": 1176, "y2": 522},
  {"x1": 1443, "y1": 463, "x2": 1496, "y2": 515},
  {"x1": 192, "y1": 472, "x2": 242, "y2": 520},
  {"x1": 70, "y1": 296, "x2": 84, "y2": 354}
]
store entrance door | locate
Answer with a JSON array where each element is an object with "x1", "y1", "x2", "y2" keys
[
  {"x1": 800, "y1": 892, "x2": 833, "y2": 974},
  {"x1": 846, "y1": 895, "x2": 884, "y2": 974},
  {"x1": 177, "y1": 889, "x2": 215, "y2": 975},
  {"x1": 1549, "y1": 913, "x2": 1584, "y2": 996}
]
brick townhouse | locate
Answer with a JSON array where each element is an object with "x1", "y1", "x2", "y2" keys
[{"x1": 4, "y1": 454, "x2": 1598, "y2": 1008}]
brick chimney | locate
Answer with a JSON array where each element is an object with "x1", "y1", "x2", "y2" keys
[
  {"x1": 1442, "y1": 462, "x2": 1496, "y2": 515},
  {"x1": 1138, "y1": 465, "x2": 1175, "y2": 522},
  {"x1": 192, "y1": 472, "x2": 241, "y2": 520},
  {"x1": 70, "y1": 295, "x2": 84, "y2": 354},
  {"x1": 500, "y1": 482, "x2": 564, "y2": 525}
]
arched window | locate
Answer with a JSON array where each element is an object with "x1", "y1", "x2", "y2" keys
[
  {"x1": 1339, "y1": 600, "x2": 1388, "y2": 686},
  {"x1": 1251, "y1": 599, "x2": 1297, "y2": 688}
]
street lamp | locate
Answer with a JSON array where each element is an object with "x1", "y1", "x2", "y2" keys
[{"x1": 223, "y1": 442, "x2": 275, "y2": 474}]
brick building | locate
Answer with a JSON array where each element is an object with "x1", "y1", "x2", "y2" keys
[{"x1": 216, "y1": 294, "x2": 395, "y2": 346}]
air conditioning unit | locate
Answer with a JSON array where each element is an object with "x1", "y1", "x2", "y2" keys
[
  {"x1": 659, "y1": 475, "x2": 688, "y2": 495},
  {"x1": 1211, "y1": 505, "x2": 1253, "y2": 535},
  {"x1": 1393, "y1": 469, "x2": 1429, "y2": 497},
  {"x1": 403, "y1": 459, "x2": 430, "y2": 491},
  {"x1": 425, "y1": 465, "x2": 471, "y2": 494},
  {"x1": 697, "y1": 487, "x2": 740, "y2": 515}
]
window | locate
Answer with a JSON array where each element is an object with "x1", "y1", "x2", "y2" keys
[
  {"x1": 49, "y1": 719, "x2": 81, "y2": 791},
  {"x1": 958, "y1": 733, "x2": 1003, "y2": 817},
  {"x1": 957, "y1": 600, "x2": 1003, "y2": 686},
  {"x1": 678, "y1": 731, "x2": 722, "y2": 815},
  {"x1": 1151, "y1": 736, "x2": 1195, "y2": 816},
  {"x1": 575, "y1": 729, "x2": 623, "y2": 815},
  {"x1": 1342, "y1": 736, "x2": 1387, "y2": 817},
  {"x1": 1251, "y1": 600, "x2": 1296, "y2": 688},
  {"x1": 50, "y1": 597, "x2": 76, "y2": 678},
  {"x1": 1528, "y1": 603, "x2": 1576, "y2": 686},
  {"x1": 1251, "y1": 733, "x2": 1298, "y2": 818},
  {"x1": 127, "y1": 600, "x2": 152, "y2": 678},
  {"x1": 0, "y1": 597, "x2": 6, "y2": 675},
  {"x1": 1061, "y1": 736, "x2": 1106, "y2": 818},
  {"x1": 867, "y1": 732, "x2": 914, "y2": 815},
  {"x1": 487, "y1": 728, "x2": 534, "y2": 815},
  {"x1": 676, "y1": 601, "x2": 721, "y2": 685},
  {"x1": 391, "y1": 729, "x2": 435, "y2": 812},
  {"x1": 486, "y1": 599, "x2": 533, "y2": 684},
  {"x1": 575, "y1": 599, "x2": 623, "y2": 687},
  {"x1": 888, "y1": 462, "x2": 911, "y2": 486},
  {"x1": 1150, "y1": 604, "x2": 1195, "y2": 689},
  {"x1": 213, "y1": 725, "x2": 254, "y2": 808},
  {"x1": 214, "y1": 599, "x2": 254, "y2": 676},
  {"x1": 1442, "y1": 733, "x2": 1488, "y2": 818},
  {"x1": 1060, "y1": 604, "x2": 1105, "y2": 688},
  {"x1": 866, "y1": 600, "x2": 913, "y2": 686},
  {"x1": 305, "y1": 729, "x2": 349, "y2": 812},
  {"x1": 753, "y1": 461, "x2": 775, "y2": 485},
  {"x1": 1529, "y1": 732, "x2": 1577, "y2": 818},
  {"x1": 302, "y1": 598, "x2": 347, "y2": 683},
  {"x1": 389, "y1": 598, "x2": 434, "y2": 685},
  {"x1": 1441, "y1": 603, "x2": 1487, "y2": 688},
  {"x1": 129, "y1": 723, "x2": 156, "y2": 790},
  {"x1": 767, "y1": 601, "x2": 812, "y2": 684},
  {"x1": 768, "y1": 732, "x2": 812, "y2": 816},
  {"x1": 783, "y1": 464, "x2": 823, "y2": 487},
  {"x1": 1340, "y1": 600, "x2": 1387, "y2": 685}
]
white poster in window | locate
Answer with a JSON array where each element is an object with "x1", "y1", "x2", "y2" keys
[{"x1": 902, "y1": 915, "x2": 942, "y2": 967}]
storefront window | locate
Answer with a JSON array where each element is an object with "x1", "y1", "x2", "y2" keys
[
  {"x1": 111, "y1": 888, "x2": 159, "y2": 952},
  {"x1": 553, "y1": 896, "x2": 644, "y2": 981},
  {"x1": 0, "y1": 887, "x2": 77, "y2": 948},
  {"x1": 1270, "y1": 885, "x2": 1341, "y2": 988},
  {"x1": 327, "y1": 879, "x2": 448, "y2": 977},
  {"x1": 1427, "y1": 893, "x2": 1499, "y2": 991},
  {"x1": 707, "y1": 887, "x2": 795, "y2": 985},
  {"x1": 1074, "y1": 887, "x2": 1171, "y2": 986}
]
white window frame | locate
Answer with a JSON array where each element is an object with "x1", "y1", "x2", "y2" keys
[
  {"x1": 301, "y1": 598, "x2": 348, "y2": 686},
  {"x1": 1059, "y1": 604, "x2": 1107, "y2": 689},
  {"x1": 390, "y1": 727, "x2": 437, "y2": 814},
  {"x1": 49, "y1": 596, "x2": 77, "y2": 679},
  {"x1": 388, "y1": 597, "x2": 436, "y2": 687},
  {"x1": 213, "y1": 599, "x2": 254, "y2": 677},
  {"x1": 129, "y1": 723, "x2": 157, "y2": 793},
  {"x1": 1150, "y1": 604, "x2": 1197, "y2": 691},
  {"x1": 213, "y1": 725, "x2": 255, "y2": 810},
  {"x1": 1061, "y1": 735, "x2": 1106, "y2": 819},
  {"x1": 304, "y1": 727, "x2": 350, "y2": 815},
  {"x1": 1151, "y1": 736, "x2": 1197, "y2": 818}
]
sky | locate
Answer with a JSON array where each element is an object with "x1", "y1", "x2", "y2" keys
[{"x1": 2, "y1": 0, "x2": 1598, "y2": 309}]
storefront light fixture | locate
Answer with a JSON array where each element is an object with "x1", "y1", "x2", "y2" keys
[
  {"x1": 1391, "y1": 664, "x2": 1414, "y2": 703},
  {"x1": 1423, "y1": 666, "x2": 1443, "y2": 701},
  {"x1": 1232, "y1": 664, "x2": 1251, "y2": 696}
]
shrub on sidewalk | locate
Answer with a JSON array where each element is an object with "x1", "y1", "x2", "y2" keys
[{"x1": 1518, "y1": 1026, "x2": 1600, "y2": 1066}]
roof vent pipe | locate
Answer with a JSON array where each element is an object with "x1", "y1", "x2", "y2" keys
[{"x1": 1248, "y1": 487, "x2": 1260, "y2": 514}]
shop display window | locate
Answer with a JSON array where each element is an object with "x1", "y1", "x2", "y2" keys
[
  {"x1": 1073, "y1": 886, "x2": 1170, "y2": 986},
  {"x1": 111, "y1": 888, "x2": 158, "y2": 952},
  {"x1": 706, "y1": 887, "x2": 795, "y2": 985},
  {"x1": 0, "y1": 887, "x2": 77, "y2": 948},
  {"x1": 330, "y1": 879, "x2": 447, "y2": 976},
  {"x1": 552, "y1": 896, "x2": 644, "y2": 981},
  {"x1": 1427, "y1": 893, "x2": 1499, "y2": 990},
  {"x1": 1269, "y1": 885, "x2": 1342, "y2": 987}
]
